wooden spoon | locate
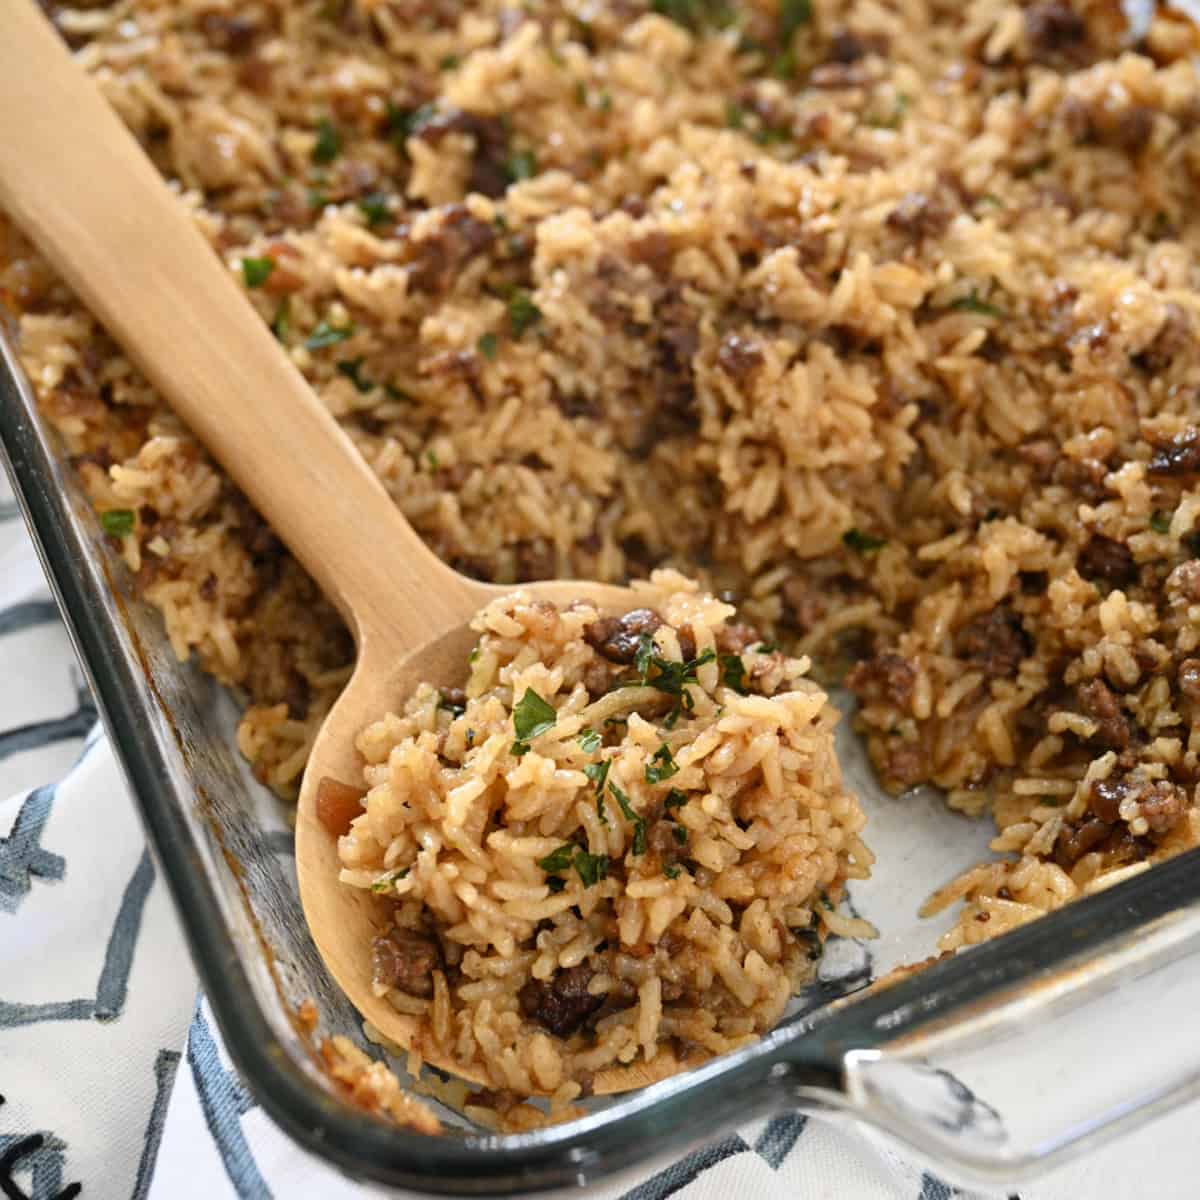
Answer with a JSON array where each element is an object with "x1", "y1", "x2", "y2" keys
[{"x1": 0, "y1": 3, "x2": 637, "y2": 1085}]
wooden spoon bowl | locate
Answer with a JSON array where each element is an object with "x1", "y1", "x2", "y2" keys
[{"x1": 0, "y1": 3, "x2": 641, "y2": 1091}]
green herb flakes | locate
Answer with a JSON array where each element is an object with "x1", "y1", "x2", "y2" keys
[
  {"x1": 270, "y1": 298, "x2": 291, "y2": 342},
  {"x1": 842, "y1": 528, "x2": 887, "y2": 554},
  {"x1": 583, "y1": 759, "x2": 610, "y2": 795},
  {"x1": 312, "y1": 118, "x2": 341, "y2": 165},
  {"x1": 627, "y1": 634, "x2": 717, "y2": 727},
  {"x1": 577, "y1": 728, "x2": 602, "y2": 753},
  {"x1": 305, "y1": 321, "x2": 355, "y2": 350},
  {"x1": 663, "y1": 863, "x2": 682, "y2": 879},
  {"x1": 610, "y1": 781, "x2": 646, "y2": 855},
  {"x1": 241, "y1": 257, "x2": 274, "y2": 289},
  {"x1": 370, "y1": 867, "x2": 409, "y2": 893},
  {"x1": 358, "y1": 193, "x2": 391, "y2": 227},
  {"x1": 439, "y1": 53, "x2": 460, "y2": 70},
  {"x1": 538, "y1": 844, "x2": 575, "y2": 873},
  {"x1": 511, "y1": 687, "x2": 556, "y2": 755},
  {"x1": 336, "y1": 358, "x2": 374, "y2": 393},
  {"x1": 573, "y1": 849, "x2": 609, "y2": 888},
  {"x1": 1151, "y1": 510, "x2": 1173, "y2": 535},
  {"x1": 506, "y1": 150, "x2": 538, "y2": 183},
  {"x1": 547, "y1": 875, "x2": 566, "y2": 893},
  {"x1": 100, "y1": 509, "x2": 135, "y2": 538},
  {"x1": 949, "y1": 290, "x2": 1006, "y2": 319},
  {"x1": 672, "y1": 825, "x2": 688, "y2": 845},
  {"x1": 477, "y1": 332, "x2": 499, "y2": 361},
  {"x1": 664, "y1": 788, "x2": 688, "y2": 811},
  {"x1": 645, "y1": 743, "x2": 679, "y2": 784},
  {"x1": 507, "y1": 289, "x2": 543, "y2": 337},
  {"x1": 721, "y1": 654, "x2": 748, "y2": 693}
]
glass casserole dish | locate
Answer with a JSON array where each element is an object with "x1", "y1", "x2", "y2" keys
[{"x1": 5, "y1": 331, "x2": 1200, "y2": 1196}]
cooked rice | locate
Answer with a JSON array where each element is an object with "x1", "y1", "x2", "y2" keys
[
  {"x1": 334, "y1": 573, "x2": 868, "y2": 1098},
  {"x1": 2, "y1": 0, "x2": 1200, "y2": 1050}
]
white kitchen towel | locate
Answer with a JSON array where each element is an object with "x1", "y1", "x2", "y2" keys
[{"x1": 1, "y1": 477, "x2": 1198, "y2": 1200}]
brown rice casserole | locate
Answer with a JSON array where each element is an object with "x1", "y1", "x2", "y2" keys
[{"x1": 4, "y1": 0, "x2": 1200, "y2": 1112}]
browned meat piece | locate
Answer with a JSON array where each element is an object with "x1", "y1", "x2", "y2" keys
[
  {"x1": 958, "y1": 605, "x2": 1031, "y2": 678},
  {"x1": 1088, "y1": 776, "x2": 1125, "y2": 823},
  {"x1": 628, "y1": 231, "x2": 673, "y2": 271},
  {"x1": 284, "y1": 669, "x2": 311, "y2": 720},
  {"x1": 407, "y1": 204, "x2": 495, "y2": 295},
  {"x1": 1178, "y1": 659, "x2": 1200, "y2": 703},
  {"x1": 716, "y1": 332, "x2": 764, "y2": 381},
  {"x1": 714, "y1": 622, "x2": 761, "y2": 655},
  {"x1": 827, "y1": 30, "x2": 889, "y2": 62},
  {"x1": 372, "y1": 929, "x2": 442, "y2": 997},
  {"x1": 1025, "y1": 3, "x2": 1086, "y2": 61},
  {"x1": 1077, "y1": 678, "x2": 1130, "y2": 750},
  {"x1": 1138, "y1": 781, "x2": 1187, "y2": 834},
  {"x1": 584, "y1": 608, "x2": 663, "y2": 664},
  {"x1": 409, "y1": 107, "x2": 510, "y2": 197},
  {"x1": 200, "y1": 13, "x2": 260, "y2": 54},
  {"x1": 262, "y1": 241, "x2": 306, "y2": 295},
  {"x1": 316, "y1": 776, "x2": 365, "y2": 836},
  {"x1": 519, "y1": 964, "x2": 603, "y2": 1037},
  {"x1": 846, "y1": 652, "x2": 917, "y2": 709},
  {"x1": 1055, "y1": 817, "x2": 1111, "y2": 868},
  {"x1": 886, "y1": 192, "x2": 952, "y2": 241},
  {"x1": 1077, "y1": 535, "x2": 1136, "y2": 586},
  {"x1": 882, "y1": 741, "x2": 926, "y2": 789},
  {"x1": 1147, "y1": 428, "x2": 1200, "y2": 477},
  {"x1": 582, "y1": 659, "x2": 615, "y2": 699},
  {"x1": 677, "y1": 624, "x2": 697, "y2": 662},
  {"x1": 1138, "y1": 304, "x2": 1193, "y2": 372},
  {"x1": 1053, "y1": 456, "x2": 1108, "y2": 503}
]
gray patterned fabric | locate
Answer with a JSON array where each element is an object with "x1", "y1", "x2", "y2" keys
[{"x1": 0, "y1": 474, "x2": 1194, "y2": 1199}]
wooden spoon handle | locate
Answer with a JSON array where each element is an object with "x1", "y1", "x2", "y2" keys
[{"x1": 0, "y1": 3, "x2": 477, "y2": 649}]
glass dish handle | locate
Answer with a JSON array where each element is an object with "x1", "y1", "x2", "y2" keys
[{"x1": 819, "y1": 903, "x2": 1200, "y2": 1186}]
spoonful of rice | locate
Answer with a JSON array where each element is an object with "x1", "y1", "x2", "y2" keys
[{"x1": 0, "y1": 4, "x2": 869, "y2": 1110}]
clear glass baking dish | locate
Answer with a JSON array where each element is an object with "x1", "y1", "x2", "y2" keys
[{"x1": 4, "y1": 325, "x2": 1200, "y2": 1196}]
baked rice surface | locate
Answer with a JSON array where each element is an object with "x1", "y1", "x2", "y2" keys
[{"x1": 3, "y1": 0, "x2": 1200, "y2": 987}]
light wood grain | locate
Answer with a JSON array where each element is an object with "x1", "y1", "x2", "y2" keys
[{"x1": 0, "y1": 2, "x2": 649, "y2": 1095}]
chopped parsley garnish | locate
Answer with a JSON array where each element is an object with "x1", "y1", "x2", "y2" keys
[
  {"x1": 583, "y1": 759, "x2": 610, "y2": 793},
  {"x1": 439, "y1": 53, "x2": 460, "y2": 70},
  {"x1": 664, "y1": 788, "x2": 688, "y2": 811},
  {"x1": 779, "y1": 0, "x2": 812, "y2": 39},
  {"x1": 370, "y1": 867, "x2": 409, "y2": 893},
  {"x1": 468, "y1": 644, "x2": 480, "y2": 664},
  {"x1": 507, "y1": 289, "x2": 542, "y2": 337},
  {"x1": 950, "y1": 291, "x2": 1006, "y2": 319},
  {"x1": 573, "y1": 849, "x2": 609, "y2": 887},
  {"x1": 425, "y1": 449, "x2": 439, "y2": 470},
  {"x1": 754, "y1": 642, "x2": 777, "y2": 654},
  {"x1": 843, "y1": 528, "x2": 887, "y2": 554},
  {"x1": 336, "y1": 358, "x2": 374, "y2": 393},
  {"x1": 725, "y1": 102, "x2": 745, "y2": 129},
  {"x1": 645, "y1": 743, "x2": 679, "y2": 784},
  {"x1": 577, "y1": 728, "x2": 602, "y2": 753},
  {"x1": 100, "y1": 509, "x2": 135, "y2": 538},
  {"x1": 537, "y1": 842, "x2": 607, "y2": 887},
  {"x1": 547, "y1": 875, "x2": 566, "y2": 893},
  {"x1": 673, "y1": 825, "x2": 688, "y2": 845},
  {"x1": 511, "y1": 687, "x2": 556, "y2": 755},
  {"x1": 506, "y1": 149, "x2": 537, "y2": 183},
  {"x1": 241, "y1": 257, "x2": 274, "y2": 289},
  {"x1": 307, "y1": 188, "x2": 328, "y2": 211},
  {"x1": 305, "y1": 321, "x2": 355, "y2": 350},
  {"x1": 477, "y1": 332, "x2": 499, "y2": 361},
  {"x1": 609, "y1": 781, "x2": 646, "y2": 855},
  {"x1": 312, "y1": 118, "x2": 341, "y2": 165},
  {"x1": 270, "y1": 298, "x2": 291, "y2": 342},
  {"x1": 721, "y1": 654, "x2": 748, "y2": 693},
  {"x1": 1151, "y1": 510, "x2": 1173, "y2": 534},
  {"x1": 538, "y1": 844, "x2": 575, "y2": 873},
  {"x1": 663, "y1": 863, "x2": 682, "y2": 879},
  {"x1": 628, "y1": 634, "x2": 717, "y2": 727},
  {"x1": 358, "y1": 193, "x2": 391, "y2": 227},
  {"x1": 651, "y1": 0, "x2": 734, "y2": 32}
]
